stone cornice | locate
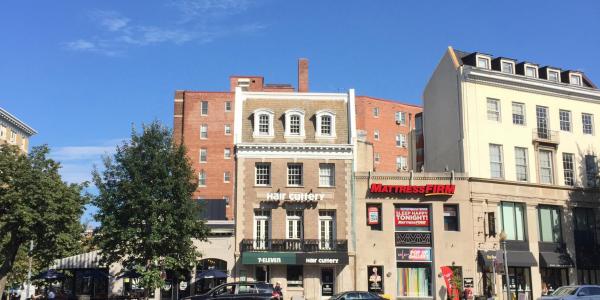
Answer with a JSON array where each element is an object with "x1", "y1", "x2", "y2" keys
[
  {"x1": 0, "y1": 107, "x2": 37, "y2": 136},
  {"x1": 236, "y1": 143, "x2": 353, "y2": 159}
]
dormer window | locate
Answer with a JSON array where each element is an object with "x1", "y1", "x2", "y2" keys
[
  {"x1": 501, "y1": 60, "x2": 515, "y2": 74},
  {"x1": 316, "y1": 110, "x2": 336, "y2": 138},
  {"x1": 524, "y1": 64, "x2": 538, "y2": 78},
  {"x1": 284, "y1": 109, "x2": 306, "y2": 138},
  {"x1": 253, "y1": 109, "x2": 274, "y2": 138},
  {"x1": 476, "y1": 55, "x2": 491, "y2": 69},
  {"x1": 570, "y1": 73, "x2": 583, "y2": 86},
  {"x1": 547, "y1": 69, "x2": 560, "y2": 82}
]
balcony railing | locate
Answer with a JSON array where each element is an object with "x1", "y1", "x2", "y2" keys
[
  {"x1": 241, "y1": 239, "x2": 348, "y2": 252},
  {"x1": 532, "y1": 128, "x2": 559, "y2": 144}
]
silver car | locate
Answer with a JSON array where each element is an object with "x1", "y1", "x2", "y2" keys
[{"x1": 541, "y1": 285, "x2": 600, "y2": 300}]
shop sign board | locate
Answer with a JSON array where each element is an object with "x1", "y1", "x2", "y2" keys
[
  {"x1": 297, "y1": 253, "x2": 349, "y2": 265},
  {"x1": 241, "y1": 252, "x2": 296, "y2": 265},
  {"x1": 395, "y1": 232, "x2": 432, "y2": 246},
  {"x1": 367, "y1": 206, "x2": 380, "y2": 225},
  {"x1": 266, "y1": 192, "x2": 325, "y2": 202},
  {"x1": 367, "y1": 265, "x2": 384, "y2": 293},
  {"x1": 395, "y1": 207, "x2": 430, "y2": 227},
  {"x1": 369, "y1": 183, "x2": 455, "y2": 196},
  {"x1": 463, "y1": 278, "x2": 474, "y2": 288},
  {"x1": 396, "y1": 247, "x2": 431, "y2": 262}
]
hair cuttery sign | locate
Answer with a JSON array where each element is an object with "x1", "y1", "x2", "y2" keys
[{"x1": 369, "y1": 183, "x2": 455, "y2": 196}]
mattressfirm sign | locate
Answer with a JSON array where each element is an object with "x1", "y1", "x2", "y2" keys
[
  {"x1": 396, "y1": 247, "x2": 432, "y2": 262},
  {"x1": 266, "y1": 192, "x2": 325, "y2": 202},
  {"x1": 395, "y1": 207, "x2": 430, "y2": 227},
  {"x1": 370, "y1": 183, "x2": 455, "y2": 196}
]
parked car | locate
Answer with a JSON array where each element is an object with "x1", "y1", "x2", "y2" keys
[
  {"x1": 330, "y1": 291, "x2": 385, "y2": 300},
  {"x1": 541, "y1": 285, "x2": 600, "y2": 300},
  {"x1": 182, "y1": 282, "x2": 275, "y2": 300}
]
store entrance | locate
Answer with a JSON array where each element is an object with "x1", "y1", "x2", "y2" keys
[
  {"x1": 321, "y1": 268, "x2": 334, "y2": 298},
  {"x1": 255, "y1": 266, "x2": 270, "y2": 283}
]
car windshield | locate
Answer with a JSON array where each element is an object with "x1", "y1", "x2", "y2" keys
[
  {"x1": 551, "y1": 287, "x2": 578, "y2": 296},
  {"x1": 331, "y1": 293, "x2": 344, "y2": 300}
]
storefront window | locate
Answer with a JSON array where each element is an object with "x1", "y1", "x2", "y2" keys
[
  {"x1": 396, "y1": 264, "x2": 431, "y2": 297},
  {"x1": 443, "y1": 205, "x2": 459, "y2": 231},
  {"x1": 538, "y1": 206, "x2": 562, "y2": 243},
  {"x1": 578, "y1": 269, "x2": 600, "y2": 285},
  {"x1": 286, "y1": 265, "x2": 303, "y2": 287},
  {"x1": 366, "y1": 203, "x2": 382, "y2": 231},
  {"x1": 500, "y1": 202, "x2": 526, "y2": 241},
  {"x1": 501, "y1": 267, "x2": 532, "y2": 300},
  {"x1": 540, "y1": 268, "x2": 569, "y2": 295}
]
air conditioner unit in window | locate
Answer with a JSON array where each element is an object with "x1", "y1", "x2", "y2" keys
[
  {"x1": 395, "y1": 120, "x2": 401, "y2": 125},
  {"x1": 397, "y1": 166, "x2": 408, "y2": 172}
]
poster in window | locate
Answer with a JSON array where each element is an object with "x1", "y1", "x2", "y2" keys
[
  {"x1": 368, "y1": 206, "x2": 380, "y2": 225},
  {"x1": 395, "y1": 207, "x2": 429, "y2": 227},
  {"x1": 367, "y1": 266, "x2": 384, "y2": 293}
]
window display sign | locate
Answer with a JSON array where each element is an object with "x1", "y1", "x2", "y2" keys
[
  {"x1": 370, "y1": 183, "x2": 455, "y2": 196},
  {"x1": 368, "y1": 206, "x2": 380, "y2": 225},
  {"x1": 396, "y1": 248, "x2": 431, "y2": 262},
  {"x1": 367, "y1": 266, "x2": 384, "y2": 293},
  {"x1": 395, "y1": 207, "x2": 430, "y2": 227}
]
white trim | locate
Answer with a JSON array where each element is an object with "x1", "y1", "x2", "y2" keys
[
  {"x1": 237, "y1": 143, "x2": 353, "y2": 159},
  {"x1": 252, "y1": 108, "x2": 275, "y2": 138},
  {"x1": 524, "y1": 63, "x2": 539, "y2": 78},
  {"x1": 234, "y1": 87, "x2": 244, "y2": 144},
  {"x1": 476, "y1": 54, "x2": 491, "y2": 69},
  {"x1": 569, "y1": 72, "x2": 583, "y2": 86},
  {"x1": 284, "y1": 108, "x2": 306, "y2": 139},
  {"x1": 0, "y1": 107, "x2": 37, "y2": 136},
  {"x1": 500, "y1": 59, "x2": 515, "y2": 74},
  {"x1": 242, "y1": 91, "x2": 348, "y2": 102},
  {"x1": 546, "y1": 68, "x2": 561, "y2": 83},
  {"x1": 348, "y1": 89, "x2": 357, "y2": 171},
  {"x1": 316, "y1": 109, "x2": 337, "y2": 139}
]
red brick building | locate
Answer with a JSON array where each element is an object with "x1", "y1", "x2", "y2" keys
[{"x1": 355, "y1": 96, "x2": 422, "y2": 172}]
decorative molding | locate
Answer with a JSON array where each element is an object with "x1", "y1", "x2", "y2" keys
[
  {"x1": 242, "y1": 91, "x2": 348, "y2": 102},
  {"x1": 0, "y1": 107, "x2": 37, "y2": 136},
  {"x1": 236, "y1": 143, "x2": 353, "y2": 159}
]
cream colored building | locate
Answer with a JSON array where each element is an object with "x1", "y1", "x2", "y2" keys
[
  {"x1": 423, "y1": 47, "x2": 600, "y2": 299},
  {"x1": 0, "y1": 107, "x2": 37, "y2": 153}
]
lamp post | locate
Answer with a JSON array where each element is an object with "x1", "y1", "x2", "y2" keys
[{"x1": 499, "y1": 231, "x2": 511, "y2": 300}]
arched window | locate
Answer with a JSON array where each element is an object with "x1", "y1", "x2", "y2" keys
[
  {"x1": 253, "y1": 109, "x2": 274, "y2": 138},
  {"x1": 284, "y1": 109, "x2": 305, "y2": 138},
  {"x1": 316, "y1": 110, "x2": 336, "y2": 138}
]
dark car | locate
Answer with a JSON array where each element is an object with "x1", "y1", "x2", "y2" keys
[
  {"x1": 183, "y1": 282, "x2": 275, "y2": 300},
  {"x1": 331, "y1": 291, "x2": 385, "y2": 300}
]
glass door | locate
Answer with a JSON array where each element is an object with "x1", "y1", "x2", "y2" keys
[
  {"x1": 319, "y1": 211, "x2": 335, "y2": 250},
  {"x1": 254, "y1": 210, "x2": 270, "y2": 250},
  {"x1": 321, "y1": 268, "x2": 334, "y2": 297}
]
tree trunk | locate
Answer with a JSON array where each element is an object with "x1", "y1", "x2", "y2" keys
[{"x1": 0, "y1": 234, "x2": 23, "y2": 298}]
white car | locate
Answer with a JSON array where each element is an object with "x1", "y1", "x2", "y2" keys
[{"x1": 541, "y1": 285, "x2": 600, "y2": 300}]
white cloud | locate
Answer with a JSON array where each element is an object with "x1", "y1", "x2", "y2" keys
[
  {"x1": 90, "y1": 10, "x2": 130, "y2": 32},
  {"x1": 51, "y1": 139, "x2": 123, "y2": 184},
  {"x1": 66, "y1": 39, "x2": 96, "y2": 51}
]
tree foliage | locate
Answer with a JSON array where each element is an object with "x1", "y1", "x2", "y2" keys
[
  {"x1": 92, "y1": 121, "x2": 209, "y2": 296},
  {"x1": 0, "y1": 144, "x2": 88, "y2": 295}
]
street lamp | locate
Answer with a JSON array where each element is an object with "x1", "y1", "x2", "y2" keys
[{"x1": 499, "y1": 231, "x2": 511, "y2": 300}]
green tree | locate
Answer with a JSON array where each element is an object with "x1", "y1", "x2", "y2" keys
[
  {"x1": 92, "y1": 121, "x2": 209, "y2": 298},
  {"x1": 0, "y1": 144, "x2": 88, "y2": 296}
]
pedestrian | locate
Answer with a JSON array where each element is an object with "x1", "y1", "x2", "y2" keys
[{"x1": 273, "y1": 282, "x2": 283, "y2": 300}]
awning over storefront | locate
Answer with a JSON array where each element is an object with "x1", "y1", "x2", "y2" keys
[
  {"x1": 479, "y1": 250, "x2": 537, "y2": 268},
  {"x1": 478, "y1": 250, "x2": 499, "y2": 271},
  {"x1": 241, "y1": 252, "x2": 349, "y2": 265},
  {"x1": 52, "y1": 250, "x2": 102, "y2": 269},
  {"x1": 539, "y1": 251, "x2": 574, "y2": 268}
]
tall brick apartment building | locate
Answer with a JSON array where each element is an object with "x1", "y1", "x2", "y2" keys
[{"x1": 355, "y1": 97, "x2": 422, "y2": 172}]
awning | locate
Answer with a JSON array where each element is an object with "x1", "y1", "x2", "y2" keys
[
  {"x1": 480, "y1": 250, "x2": 537, "y2": 268},
  {"x1": 539, "y1": 252, "x2": 574, "y2": 268},
  {"x1": 478, "y1": 250, "x2": 499, "y2": 271},
  {"x1": 52, "y1": 250, "x2": 102, "y2": 269}
]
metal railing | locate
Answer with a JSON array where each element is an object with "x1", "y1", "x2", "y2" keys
[{"x1": 240, "y1": 239, "x2": 348, "y2": 252}]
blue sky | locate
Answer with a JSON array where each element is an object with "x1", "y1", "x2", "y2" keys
[{"x1": 1, "y1": 0, "x2": 599, "y2": 223}]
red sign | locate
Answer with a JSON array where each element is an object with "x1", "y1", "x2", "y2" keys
[
  {"x1": 370, "y1": 183, "x2": 455, "y2": 196},
  {"x1": 396, "y1": 248, "x2": 431, "y2": 261},
  {"x1": 395, "y1": 207, "x2": 429, "y2": 227},
  {"x1": 367, "y1": 207, "x2": 379, "y2": 225},
  {"x1": 440, "y1": 266, "x2": 459, "y2": 300}
]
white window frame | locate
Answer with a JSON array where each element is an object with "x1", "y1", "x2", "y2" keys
[
  {"x1": 316, "y1": 110, "x2": 337, "y2": 138},
  {"x1": 501, "y1": 60, "x2": 515, "y2": 74},
  {"x1": 489, "y1": 144, "x2": 504, "y2": 179},
  {"x1": 511, "y1": 102, "x2": 525, "y2": 125},
  {"x1": 514, "y1": 147, "x2": 529, "y2": 182},
  {"x1": 374, "y1": 130, "x2": 380, "y2": 141},
  {"x1": 224, "y1": 171, "x2": 231, "y2": 183},
  {"x1": 562, "y1": 153, "x2": 575, "y2": 186},
  {"x1": 395, "y1": 111, "x2": 407, "y2": 125},
  {"x1": 373, "y1": 107, "x2": 380, "y2": 117},
  {"x1": 487, "y1": 98, "x2": 501, "y2": 122},
  {"x1": 524, "y1": 64, "x2": 539, "y2": 78},
  {"x1": 374, "y1": 153, "x2": 381, "y2": 164},
  {"x1": 319, "y1": 163, "x2": 335, "y2": 187},
  {"x1": 570, "y1": 73, "x2": 583, "y2": 86},
  {"x1": 200, "y1": 101, "x2": 208, "y2": 116},
  {"x1": 547, "y1": 69, "x2": 561, "y2": 83},
  {"x1": 287, "y1": 163, "x2": 303, "y2": 187},
  {"x1": 253, "y1": 109, "x2": 275, "y2": 138},
  {"x1": 224, "y1": 101, "x2": 232, "y2": 112},
  {"x1": 224, "y1": 148, "x2": 231, "y2": 159},
  {"x1": 395, "y1": 133, "x2": 407, "y2": 148},
  {"x1": 200, "y1": 148, "x2": 207, "y2": 163},
  {"x1": 255, "y1": 163, "x2": 271, "y2": 186},
  {"x1": 224, "y1": 124, "x2": 232, "y2": 135},
  {"x1": 559, "y1": 110, "x2": 572, "y2": 132},
  {"x1": 318, "y1": 211, "x2": 336, "y2": 250},
  {"x1": 286, "y1": 210, "x2": 303, "y2": 240},
  {"x1": 254, "y1": 210, "x2": 271, "y2": 249},
  {"x1": 200, "y1": 124, "x2": 208, "y2": 139},
  {"x1": 284, "y1": 109, "x2": 306, "y2": 138},
  {"x1": 396, "y1": 156, "x2": 407, "y2": 171},
  {"x1": 582, "y1": 113, "x2": 594, "y2": 135},
  {"x1": 10, "y1": 130, "x2": 16, "y2": 143},
  {"x1": 476, "y1": 55, "x2": 491, "y2": 69},
  {"x1": 538, "y1": 149, "x2": 554, "y2": 184},
  {"x1": 198, "y1": 170, "x2": 206, "y2": 187}
]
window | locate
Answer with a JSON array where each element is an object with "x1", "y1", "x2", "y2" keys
[
  {"x1": 290, "y1": 115, "x2": 301, "y2": 134},
  {"x1": 0, "y1": 125, "x2": 4, "y2": 139},
  {"x1": 224, "y1": 101, "x2": 232, "y2": 112},
  {"x1": 224, "y1": 148, "x2": 231, "y2": 159},
  {"x1": 559, "y1": 110, "x2": 571, "y2": 131},
  {"x1": 539, "y1": 150, "x2": 554, "y2": 184},
  {"x1": 374, "y1": 153, "x2": 380, "y2": 164},
  {"x1": 563, "y1": 153, "x2": 575, "y2": 186},
  {"x1": 396, "y1": 156, "x2": 407, "y2": 171},
  {"x1": 582, "y1": 113, "x2": 594, "y2": 135},
  {"x1": 319, "y1": 163, "x2": 335, "y2": 187},
  {"x1": 316, "y1": 110, "x2": 336, "y2": 138},
  {"x1": 548, "y1": 70, "x2": 560, "y2": 82},
  {"x1": 223, "y1": 196, "x2": 230, "y2": 206},
  {"x1": 489, "y1": 144, "x2": 504, "y2": 179},
  {"x1": 487, "y1": 98, "x2": 501, "y2": 121},
  {"x1": 396, "y1": 134, "x2": 407, "y2": 148},
  {"x1": 501, "y1": 61, "x2": 514, "y2": 74},
  {"x1": 366, "y1": 204, "x2": 382, "y2": 230},
  {"x1": 287, "y1": 163, "x2": 303, "y2": 186},
  {"x1": 443, "y1": 205, "x2": 459, "y2": 231},
  {"x1": 319, "y1": 210, "x2": 336, "y2": 249},
  {"x1": 224, "y1": 124, "x2": 231, "y2": 135},
  {"x1": 10, "y1": 130, "x2": 16, "y2": 143},
  {"x1": 477, "y1": 56, "x2": 490, "y2": 69},
  {"x1": 374, "y1": 130, "x2": 380, "y2": 141},
  {"x1": 255, "y1": 163, "x2": 271, "y2": 186},
  {"x1": 512, "y1": 102, "x2": 525, "y2": 125},
  {"x1": 284, "y1": 109, "x2": 305, "y2": 137},
  {"x1": 515, "y1": 147, "x2": 528, "y2": 181},
  {"x1": 500, "y1": 202, "x2": 526, "y2": 241},
  {"x1": 286, "y1": 210, "x2": 303, "y2": 239},
  {"x1": 200, "y1": 148, "x2": 207, "y2": 162},
  {"x1": 201, "y1": 101, "x2": 208, "y2": 115},
  {"x1": 373, "y1": 107, "x2": 380, "y2": 117},
  {"x1": 396, "y1": 265, "x2": 432, "y2": 297},
  {"x1": 525, "y1": 65, "x2": 538, "y2": 78},
  {"x1": 395, "y1": 111, "x2": 407, "y2": 125},
  {"x1": 570, "y1": 74, "x2": 582, "y2": 86},
  {"x1": 585, "y1": 155, "x2": 598, "y2": 187},
  {"x1": 538, "y1": 206, "x2": 562, "y2": 243},
  {"x1": 198, "y1": 170, "x2": 206, "y2": 186},
  {"x1": 224, "y1": 171, "x2": 231, "y2": 183},
  {"x1": 286, "y1": 265, "x2": 303, "y2": 287},
  {"x1": 253, "y1": 109, "x2": 274, "y2": 137},
  {"x1": 200, "y1": 124, "x2": 208, "y2": 139},
  {"x1": 254, "y1": 210, "x2": 270, "y2": 249}
]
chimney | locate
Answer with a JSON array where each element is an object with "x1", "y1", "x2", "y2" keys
[{"x1": 298, "y1": 58, "x2": 309, "y2": 92}]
